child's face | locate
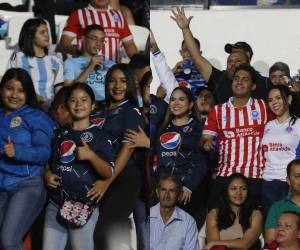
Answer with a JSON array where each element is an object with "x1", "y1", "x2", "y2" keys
[{"x1": 67, "y1": 89, "x2": 94, "y2": 120}]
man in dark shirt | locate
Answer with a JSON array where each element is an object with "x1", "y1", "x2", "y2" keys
[{"x1": 171, "y1": 6, "x2": 271, "y2": 104}]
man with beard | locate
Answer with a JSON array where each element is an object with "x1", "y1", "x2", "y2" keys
[{"x1": 171, "y1": 6, "x2": 271, "y2": 104}]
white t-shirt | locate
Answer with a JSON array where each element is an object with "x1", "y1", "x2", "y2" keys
[{"x1": 262, "y1": 117, "x2": 300, "y2": 181}]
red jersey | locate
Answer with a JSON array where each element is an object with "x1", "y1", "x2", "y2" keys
[
  {"x1": 203, "y1": 98, "x2": 267, "y2": 178},
  {"x1": 63, "y1": 4, "x2": 133, "y2": 62}
]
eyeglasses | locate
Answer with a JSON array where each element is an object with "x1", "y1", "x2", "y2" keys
[{"x1": 86, "y1": 36, "x2": 106, "y2": 44}]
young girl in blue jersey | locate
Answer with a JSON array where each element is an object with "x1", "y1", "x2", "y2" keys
[
  {"x1": 0, "y1": 68, "x2": 54, "y2": 250},
  {"x1": 43, "y1": 82, "x2": 114, "y2": 250},
  {"x1": 261, "y1": 85, "x2": 300, "y2": 215},
  {"x1": 91, "y1": 63, "x2": 145, "y2": 249},
  {"x1": 7, "y1": 18, "x2": 64, "y2": 109}
]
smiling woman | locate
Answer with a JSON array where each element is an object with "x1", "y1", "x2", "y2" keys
[
  {"x1": 204, "y1": 173, "x2": 263, "y2": 250},
  {"x1": 0, "y1": 68, "x2": 54, "y2": 249}
]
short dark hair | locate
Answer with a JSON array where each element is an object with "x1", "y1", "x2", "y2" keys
[
  {"x1": 157, "y1": 174, "x2": 183, "y2": 194},
  {"x1": 181, "y1": 37, "x2": 200, "y2": 49},
  {"x1": 0, "y1": 68, "x2": 38, "y2": 108},
  {"x1": 49, "y1": 86, "x2": 71, "y2": 114},
  {"x1": 65, "y1": 82, "x2": 95, "y2": 109},
  {"x1": 233, "y1": 63, "x2": 257, "y2": 84},
  {"x1": 287, "y1": 159, "x2": 300, "y2": 177},
  {"x1": 83, "y1": 24, "x2": 105, "y2": 36},
  {"x1": 129, "y1": 53, "x2": 150, "y2": 70},
  {"x1": 104, "y1": 63, "x2": 138, "y2": 106},
  {"x1": 269, "y1": 62, "x2": 290, "y2": 78},
  {"x1": 19, "y1": 18, "x2": 48, "y2": 57}
]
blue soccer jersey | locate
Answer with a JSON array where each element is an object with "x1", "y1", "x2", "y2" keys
[
  {"x1": 156, "y1": 119, "x2": 208, "y2": 192},
  {"x1": 50, "y1": 124, "x2": 115, "y2": 203}
]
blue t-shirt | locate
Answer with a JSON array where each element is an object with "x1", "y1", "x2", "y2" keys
[{"x1": 64, "y1": 56, "x2": 115, "y2": 101}]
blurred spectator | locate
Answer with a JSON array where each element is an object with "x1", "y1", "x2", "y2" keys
[
  {"x1": 194, "y1": 86, "x2": 214, "y2": 121},
  {"x1": 64, "y1": 24, "x2": 115, "y2": 104},
  {"x1": 150, "y1": 31, "x2": 206, "y2": 102},
  {"x1": 265, "y1": 159, "x2": 300, "y2": 243},
  {"x1": 269, "y1": 62, "x2": 291, "y2": 86},
  {"x1": 204, "y1": 173, "x2": 262, "y2": 250},
  {"x1": 7, "y1": 18, "x2": 64, "y2": 110},
  {"x1": 129, "y1": 53, "x2": 150, "y2": 107},
  {"x1": 150, "y1": 175, "x2": 200, "y2": 250},
  {"x1": 261, "y1": 85, "x2": 300, "y2": 215},
  {"x1": 60, "y1": 0, "x2": 138, "y2": 62},
  {"x1": 264, "y1": 211, "x2": 300, "y2": 250},
  {"x1": 0, "y1": 68, "x2": 54, "y2": 249},
  {"x1": 171, "y1": 7, "x2": 271, "y2": 104}
]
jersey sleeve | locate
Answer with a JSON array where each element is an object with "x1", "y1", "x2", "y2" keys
[
  {"x1": 63, "y1": 59, "x2": 76, "y2": 81},
  {"x1": 122, "y1": 106, "x2": 145, "y2": 143},
  {"x1": 119, "y1": 11, "x2": 133, "y2": 43},
  {"x1": 202, "y1": 106, "x2": 218, "y2": 137},
  {"x1": 62, "y1": 10, "x2": 81, "y2": 38}
]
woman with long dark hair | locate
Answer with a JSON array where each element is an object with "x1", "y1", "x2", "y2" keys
[
  {"x1": 7, "y1": 18, "x2": 63, "y2": 107},
  {"x1": 90, "y1": 63, "x2": 145, "y2": 249},
  {"x1": 156, "y1": 86, "x2": 208, "y2": 222},
  {"x1": 204, "y1": 173, "x2": 262, "y2": 250},
  {"x1": 0, "y1": 68, "x2": 54, "y2": 249},
  {"x1": 261, "y1": 85, "x2": 300, "y2": 215}
]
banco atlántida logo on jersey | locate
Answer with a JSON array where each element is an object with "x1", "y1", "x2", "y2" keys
[{"x1": 160, "y1": 132, "x2": 181, "y2": 150}]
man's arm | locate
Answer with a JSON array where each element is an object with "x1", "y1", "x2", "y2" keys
[
  {"x1": 123, "y1": 40, "x2": 138, "y2": 59},
  {"x1": 170, "y1": 7, "x2": 212, "y2": 82}
]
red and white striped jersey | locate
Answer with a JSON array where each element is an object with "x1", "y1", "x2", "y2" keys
[
  {"x1": 203, "y1": 98, "x2": 268, "y2": 178},
  {"x1": 63, "y1": 4, "x2": 133, "y2": 62}
]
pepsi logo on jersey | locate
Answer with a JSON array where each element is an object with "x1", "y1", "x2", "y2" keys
[{"x1": 160, "y1": 132, "x2": 181, "y2": 150}]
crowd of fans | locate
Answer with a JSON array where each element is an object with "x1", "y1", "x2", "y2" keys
[{"x1": 0, "y1": 1, "x2": 300, "y2": 250}]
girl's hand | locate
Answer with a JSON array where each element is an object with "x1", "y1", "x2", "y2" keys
[
  {"x1": 76, "y1": 139, "x2": 94, "y2": 161},
  {"x1": 45, "y1": 171, "x2": 62, "y2": 189},
  {"x1": 4, "y1": 136, "x2": 15, "y2": 158},
  {"x1": 87, "y1": 179, "x2": 112, "y2": 202},
  {"x1": 179, "y1": 188, "x2": 192, "y2": 205},
  {"x1": 124, "y1": 126, "x2": 150, "y2": 148}
]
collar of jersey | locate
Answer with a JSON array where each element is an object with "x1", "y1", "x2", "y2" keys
[
  {"x1": 117, "y1": 99, "x2": 129, "y2": 107},
  {"x1": 228, "y1": 97, "x2": 253, "y2": 108},
  {"x1": 88, "y1": 3, "x2": 112, "y2": 11}
]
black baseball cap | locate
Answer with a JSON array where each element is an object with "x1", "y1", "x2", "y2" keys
[
  {"x1": 194, "y1": 86, "x2": 209, "y2": 97},
  {"x1": 224, "y1": 42, "x2": 253, "y2": 59}
]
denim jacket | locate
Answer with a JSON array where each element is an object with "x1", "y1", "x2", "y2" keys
[{"x1": 0, "y1": 105, "x2": 54, "y2": 191}]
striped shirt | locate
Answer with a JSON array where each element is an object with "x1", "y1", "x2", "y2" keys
[
  {"x1": 203, "y1": 98, "x2": 268, "y2": 178},
  {"x1": 63, "y1": 4, "x2": 133, "y2": 62},
  {"x1": 7, "y1": 51, "x2": 64, "y2": 100}
]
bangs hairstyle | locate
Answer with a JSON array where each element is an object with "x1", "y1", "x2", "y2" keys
[
  {"x1": 105, "y1": 63, "x2": 138, "y2": 106},
  {"x1": 268, "y1": 84, "x2": 298, "y2": 126},
  {"x1": 0, "y1": 68, "x2": 38, "y2": 108},
  {"x1": 18, "y1": 18, "x2": 48, "y2": 57},
  {"x1": 65, "y1": 82, "x2": 95, "y2": 109}
]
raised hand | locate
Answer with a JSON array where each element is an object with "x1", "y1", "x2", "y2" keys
[
  {"x1": 170, "y1": 6, "x2": 193, "y2": 30},
  {"x1": 4, "y1": 136, "x2": 15, "y2": 158},
  {"x1": 149, "y1": 30, "x2": 159, "y2": 53}
]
